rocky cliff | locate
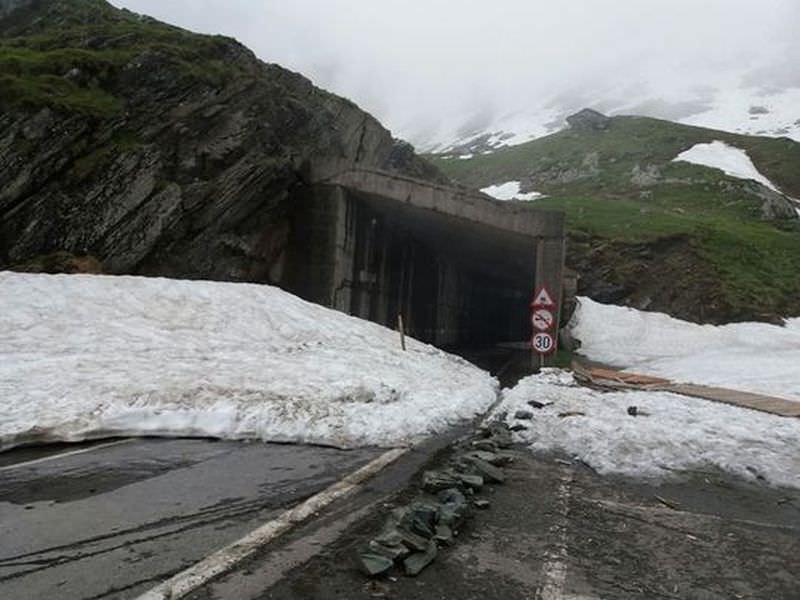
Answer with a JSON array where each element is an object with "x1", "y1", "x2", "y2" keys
[{"x1": 0, "y1": 0, "x2": 443, "y2": 280}]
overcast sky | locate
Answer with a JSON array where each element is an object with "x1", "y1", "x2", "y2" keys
[{"x1": 111, "y1": 1, "x2": 799, "y2": 145}]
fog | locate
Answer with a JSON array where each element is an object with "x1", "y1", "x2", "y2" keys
[{"x1": 111, "y1": 1, "x2": 799, "y2": 146}]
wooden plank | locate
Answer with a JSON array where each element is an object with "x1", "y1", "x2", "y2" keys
[
  {"x1": 572, "y1": 360, "x2": 800, "y2": 418},
  {"x1": 665, "y1": 384, "x2": 800, "y2": 418}
]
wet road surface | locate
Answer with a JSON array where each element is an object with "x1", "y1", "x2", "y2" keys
[
  {"x1": 196, "y1": 447, "x2": 800, "y2": 600},
  {"x1": 0, "y1": 438, "x2": 380, "y2": 600}
]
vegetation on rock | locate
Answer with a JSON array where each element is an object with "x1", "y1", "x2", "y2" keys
[{"x1": 0, "y1": 0, "x2": 242, "y2": 114}]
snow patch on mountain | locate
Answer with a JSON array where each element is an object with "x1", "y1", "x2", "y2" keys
[
  {"x1": 480, "y1": 181, "x2": 543, "y2": 201},
  {"x1": 424, "y1": 107, "x2": 565, "y2": 155},
  {"x1": 673, "y1": 141, "x2": 784, "y2": 193},
  {"x1": 681, "y1": 87, "x2": 800, "y2": 141}
]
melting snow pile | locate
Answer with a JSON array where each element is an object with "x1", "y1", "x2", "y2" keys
[
  {"x1": 673, "y1": 140, "x2": 785, "y2": 194},
  {"x1": 494, "y1": 370, "x2": 800, "y2": 489},
  {"x1": 480, "y1": 181, "x2": 543, "y2": 201},
  {"x1": 570, "y1": 298, "x2": 800, "y2": 402},
  {"x1": 0, "y1": 273, "x2": 497, "y2": 451}
]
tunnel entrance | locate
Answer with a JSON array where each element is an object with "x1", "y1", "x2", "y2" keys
[{"x1": 283, "y1": 160, "x2": 565, "y2": 350}]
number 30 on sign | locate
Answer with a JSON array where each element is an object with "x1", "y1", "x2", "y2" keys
[{"x1": 532, "y1": 332, "x2": 555, "y2": 355}]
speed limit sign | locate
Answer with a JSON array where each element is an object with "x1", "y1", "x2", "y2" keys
[{"x1": 532, "y1": 332, "x2": 555, "y2": 354}]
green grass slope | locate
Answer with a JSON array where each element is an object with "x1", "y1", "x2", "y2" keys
[
  {"x1": 431, "y1": 117, "x2": 800, "y2": 323},
  {"x1": 0, "y1": 0, "x2": 242, "y2": 115}
]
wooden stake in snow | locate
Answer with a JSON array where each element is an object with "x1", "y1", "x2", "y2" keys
[{"x1": 398, "y1": 314, "x2": 407, "y2": 351}]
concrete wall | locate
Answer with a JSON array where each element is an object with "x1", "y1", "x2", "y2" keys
[{"x1": 304, "y1": 159, "x2": 564, "y2": 238}]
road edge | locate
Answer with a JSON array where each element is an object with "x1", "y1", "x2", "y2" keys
[{"x1": 134, "y1": 447, "x2": 408, "y2": 600}]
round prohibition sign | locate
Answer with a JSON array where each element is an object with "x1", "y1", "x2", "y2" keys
[
  {"x1": 532, "y1": 332, "x2": 555, "y2": 354},
  {"x1": 531, "y1": 308, "x2": 555, "y2": 332}
]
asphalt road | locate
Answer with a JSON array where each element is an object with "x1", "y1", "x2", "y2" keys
[
  {"x1": 199, "y1": 446, "x2": 800, "y2": 600},
  {"x1": 0, "y1": 345, "x2": 524, "y2": 600},
  {"x1": 0, "y1": 438, "x2": 380, "y2": 600}
]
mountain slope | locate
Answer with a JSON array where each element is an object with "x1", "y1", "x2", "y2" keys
[
  {"x1": 432, "y1": 114, "x2": 800, "y2": 324},
  {"x1": 0, "y1": 0, "x2": 442, "y2": 279},
  {"x1": 421, "y1": 87, "x2": 800, "y2": 155}
]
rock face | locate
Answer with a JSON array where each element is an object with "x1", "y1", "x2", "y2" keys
[
  {"x1": 0, "y1": 0, "x2": 31, "y2": 18},
  {"x1": 0, "y1": 0, "x2": 443, "y2": 281},
  {"x1": 566, "y1": 108, "x2": 612, "y2": 131}
]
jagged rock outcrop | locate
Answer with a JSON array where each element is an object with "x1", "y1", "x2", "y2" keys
[
  {"x1": 566, "y1": 108, "x2": 612, "y2": 131},
  {"x1": 630, "y1": 164, "x2": 662, "y2": 187},
  {"x1": 526, "y1": 152, "x2": 601, "y2": 187},
  {"x1": 750, "y1": 185, "x2": 799, "y2": 220},
  {"x1": 0, "y1": 0, "x2": 444, "y2": 281}
]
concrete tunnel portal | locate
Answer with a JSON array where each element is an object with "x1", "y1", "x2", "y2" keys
[{"x1": 284, "y1": 160, "x2": 566, "y2": 350}]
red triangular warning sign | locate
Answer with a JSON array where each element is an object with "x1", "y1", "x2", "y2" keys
[{"x1": 531, "y1": 287, "x2": 555, "y2": 307}]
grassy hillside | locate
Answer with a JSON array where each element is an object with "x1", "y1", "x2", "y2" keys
[
  {"x1": 431, "y1": 117, "x2": 800, "y2": 323},
  {"x1": 0, "y1": 0, "x2": 242, "y2": 115}
]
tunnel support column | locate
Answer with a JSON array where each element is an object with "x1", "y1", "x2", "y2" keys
[{"x1": 329, "y1": 185, "x2": 356, "y2": 313}]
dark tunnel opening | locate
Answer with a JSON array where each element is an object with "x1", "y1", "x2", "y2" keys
[{"x1": 285, "y1": 182, "x2": 542, "y2": 350}]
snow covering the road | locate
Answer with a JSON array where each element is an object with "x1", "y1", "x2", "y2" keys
[
  {"x1": 570, "y1": 297, "x2": 800, "y2": 402},
  {"x1": 480, "y1": 181, "x2": 543, "y2": 201},
  {"x1": 499, "y1": 294, "x2": 800, "y2": 488},
  {"x1": 0, "y1": 273, "x2": 497, "y2": 451},
  {"x1": 673, "y1": 140, "x2": 785, "y2": 194},
  {"x1": 495, "y1": 370, "x2": 800, "y2": 489}
]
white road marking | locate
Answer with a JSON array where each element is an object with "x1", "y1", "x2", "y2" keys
[
  {"x1": 0, "y1": 439, "x2": 134, "y2": 473},
  {"x1": 536, "y1": 468, "x2": 572, "y2": 600},
  {"x1": 135, "y1": 447, "x2": 408, "y2": 600},
  {"x1": 536, "y1": 466, "x2": 597, "y2": 600}
]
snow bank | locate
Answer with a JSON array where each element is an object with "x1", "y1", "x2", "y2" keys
[
  {"x1": 481, "y1": 181, "x2": 543, "y2": 201},
  {"x1": 495, "y1": 370, "x2": 800, "y2": 489},
  {"x1": 570, "y1": 297, "x2": 800, "y2": 401},
  {"x1": 0, "y1": 273, "x2": 498, "y2": 451},
  {"x1": 673, "y1": 140, "x2": 784, "y2": 193}
]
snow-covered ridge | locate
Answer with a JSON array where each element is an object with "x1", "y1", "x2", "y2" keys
[
  {"x1": 480, "y1": 181, "x2": 543, "y2": 202},
  {"x1": 0, "y1": 273, "x2": 498, "y2": 451},
  {"x1": 423, "y1": 88, "x2": 800, "y2": 155},
  {"x1": 570, "y1": 297, "x2": 800, "y2": 402}
]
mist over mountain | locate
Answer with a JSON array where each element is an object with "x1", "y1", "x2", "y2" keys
[{"x1": 111, "y1": 0, "x2": 800, "y2": 150}]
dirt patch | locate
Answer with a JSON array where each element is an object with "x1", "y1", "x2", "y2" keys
[{"x1": 11, "y1": 251, "x2": 103, "y2": 275}]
